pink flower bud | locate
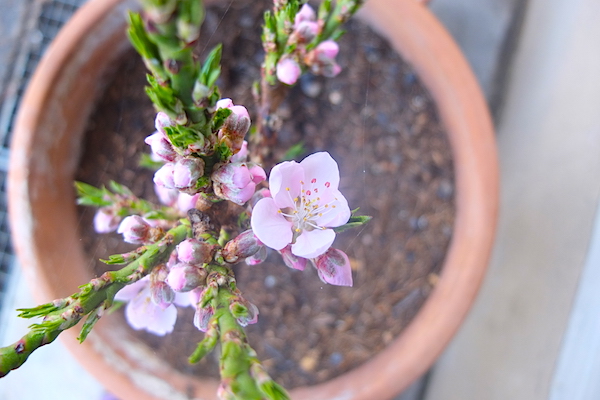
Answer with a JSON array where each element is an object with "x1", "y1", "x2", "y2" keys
[
  {"x1": 154, "y1": 163, "x2": 176, "y2": 189},
  {"x1": 155, "y1": 183, "x2": 179, "y2": 207},
  {"x1": 245, "y1": 246, "x2": 268, "y2": 266},
  {"x1": 194, "y1": 304, "x2": 214, "y2": 332},
  {"x1": 276, "y1": 57, "x2": 301, "y2": 85},
  {"x1": 212, "y1": 162, "x2": 266, "y2": 205},
  {"x1": 176, "y1": 238, "x2": 213, "y2": 264},
  {"x1": 93, "y1": 208, "x2": 120, "y2": 233},
  {"x1": 315, "y1": 40, "x2": 339, "y2": 60},
  {"x1": 145, "y1": 132, "x2": 177, "y2": 162},
  {"x1": 155, "y1": 111, "x2": 173, "y2": 134},
  {"x1": 314, "y1": 248, "x2": 353, "y2": 287},
  {"x1": 294, "y1": 21, "x2": 319, "y2": 42},
  {"x1": 222, "y1": 230, "x2": 262, "y2": 263},
  {"x1": 279, "y1": 245, "x2": 307, "y2": 271},
  {"x1": 230, "y1": 140, "x2": 249, "y2": 163},
  {"x1": 307, "y1": 40, "x2": 342, "y2": 78},
  {"x1": 216, "y1": 100, "x2": 251, "y2": 154},
  {"x1": 166, "y1": 263, "x2": 207, "y2": 292},
  {"x1": 216, "y1": 98, "x2": 234, "y2": 109},
  {"x1": 294, "y1": 4, "x2": 316, "y2": 26},
  {"x1": 173, "y1": 157, "x2": 205, "y2": 191},
  {"x1": 233, "y1": 301, "x2": 259, "y2": 327},
  {"x1": 150, "y1": 280, "x2": 175, "y2": 309},
  {"x1": 117, "y1": 215, "x2": 151, "y2": 244},
  {"x1": 177, "y1": 192, "x2": 200, "y2": 213}
]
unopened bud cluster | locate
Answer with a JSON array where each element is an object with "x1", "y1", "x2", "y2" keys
[{"x1": 275, "y1": 4, "x2": 343, "y2": 86}]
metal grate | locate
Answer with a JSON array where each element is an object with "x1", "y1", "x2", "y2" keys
[{"x1": 0, "y1": 0, "x2": 87, "y2": 321}]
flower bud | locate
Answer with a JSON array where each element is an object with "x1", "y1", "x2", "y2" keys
[
  {"x1": 145, "y1": 132, "x2": 177, "y2": 162},
  {"x1": 294, "y1": 20, "x2": 319, "y2": 42},
  {"x1": 212, "y1": 162, "x2": 266, "y2": 205},
  {"x1": 245, "y1": 246, "x2": 268, "y2": 266},
  {"x1": 222, "y1": 230, "x2": 262, "y2": 263},
  {"x1": 177, "y1": 238, "x2": 213, "y2": 264},
  {"x1": 155, "y1": 183, "x2": 179, "y2": 207},
  {"x1": 173, "y1": 157, "x2": 205, "y2": 192},
  {"x1": 155, "y1": 111, "x2": 173, "y2": 134},
  {"x1": 307, "y1": 40, "x2": 342, "y2": 78},
  {"x1": 276, "y1": 57, "x2": 301, "y2": 85},
  {"x1": 235, "y1": 301, "x2": 259, "y2": 327},
  {"x1": 279, "y1": 245, "x2": 307, "y2": 271},
  {"x1": 117, "y1": 216, "x2": 151, "y2": 244},
  {"x1": 177, "y1": 193, "x2": 200, "y2": 213},
  {"x1": 216, "y1": 99, "x2": 251, "y2": 154},
  {"x1": 154, "y1": 163, "x2": 176, "y2": 189},
  {"x1": 194, "y1": 304, "x2": 214, "y2": 332},
  {"x1": 314, "y1": 248, "x2": 353, "y2": 287},
  {"x1": 166, "y1": 263, "x2": 207, "y2": 292},
  {"x1": 93, "y1": 208, "x2": 120, "y2": 233},
  {"x1": 294, "y1": 4, "x2": 316, "y2": 26},
  {"x1": 230, "y1": 140, "x2": 248, "y2": 163}
]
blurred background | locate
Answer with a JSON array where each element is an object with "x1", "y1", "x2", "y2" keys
[{"x1": 1, "y1": 0, "x2": 599, "y2": 399}]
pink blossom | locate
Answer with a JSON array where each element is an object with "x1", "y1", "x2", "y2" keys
[
  {"x1": 166, "y1": 263, "x2": 206, "y2": 292},
  {"x1": 309, "y1": 40, "x2": 342, "y2": 77},
  {"x1": 114, "y1": 277, "x2": 177, "y2": 336},
  {"x1": 250, "y1": 152, "x2": 350, "y2": 259},
  {"x1": 230, "y1": 140, "x2": 249, "y2": 163},
  {"x1": 93, "y1": 208, "x2": 120, "y2": 233},
  {"x1": 295, "y1": 21, "x2": 319, "y2": 42},
  {"x1": 176, "y1": 238, "x2": 213, "y2": 264},
  {"x1": 155, "y1": 111, "x2": 173, "y2": 134},
  {"x1": 245, "y1": 246, "x2": 268, "y2": 266},
  {"x1": 212, "y1": 162, "x2": 266, "y2": 205},
  {"x1": 117, "y1": 215, "x2": 151, "y2": 244},
  {"x1": 314, "y1": 247, "x2": 353, "y2": 286},
  {"x1": 222, "y1": 230, "x2": 263, "y2": 263},
  {"x1": 276, "y1": 57, "x2": 301, "y2": 85}
]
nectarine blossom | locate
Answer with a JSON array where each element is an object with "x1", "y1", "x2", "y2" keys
[{"x1": 250, "y1": 152, "x2": 350, "y2": 259}]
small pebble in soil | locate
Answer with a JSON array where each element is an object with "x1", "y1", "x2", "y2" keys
[
  {"x1": 329, "y1": 352, "x2": 344, "y2": 367},
  {"x1": 411, "y1": 95, "x2": 426, "y2": 111},
  {"x1": 437, "y1": 179, "x2": 454, "y2": 200},
  {"x1": 300, "y1": 75, "x2": 322, "y2": 98},
  {"x1": 264, "y1": 275, "x2": 277, "y2": 288},
  {"x1": 409, "y1": 215, "x2": 429, "y2": 231},
  {"x1": 329, "y1": 90, "x2": 343, "y2": 105}
]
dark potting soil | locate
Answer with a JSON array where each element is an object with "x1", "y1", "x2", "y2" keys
[{"x1": 76, "y1": 0, "x2": 455, "y2": 390}]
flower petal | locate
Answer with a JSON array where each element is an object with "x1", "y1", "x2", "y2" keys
[
  {"x1": 314, "y1": 189, "x2": 351, "y2": 228},
  {"x1": 292, "y1": 228, "x2": 335, "y2": 258},
  {"x1": 299, "y1": 152, "x2": 340, "y2": 191},
  {"x1": 251, "y1": 198, "x2": 293, "y2": 250},
  {"x1": 114, "y1": 278, "x2": 148, "y2": 302},
  {"x1": 315, "y1": 248, "x2": 353, "y2": 287},
  {"x1": 146, "y1": 305, "x2": 177, "y2": 336},
  {"x1": 173, "y1": 291, "x2": 193, "y2": 307},
  {"x1": 269, "y1": 161, "x2": 304, "y2": 208}
]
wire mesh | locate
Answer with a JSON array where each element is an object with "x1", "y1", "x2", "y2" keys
[{"x1": 0, "y1": 0, "x2": 87, "y2": 320}]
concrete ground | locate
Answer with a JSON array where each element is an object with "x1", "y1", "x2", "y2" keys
[{"x1": 3, "y1": 0, "x2": 600, "y2": 399}]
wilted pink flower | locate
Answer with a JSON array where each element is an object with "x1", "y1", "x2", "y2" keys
[
  {"x1": 117, "y1": 215, "x2": 151, "y2": 244},
  {"x1": 114, "y1": 277, "x2": 177, "y2": 336},
  {"x1": 251, "y1": 152, "x2": 350, "y2": 259},
  {"x1": 154, "y1": 162, "x2": 176, "y2": 189},
  {"x1": 173, "y1": 157, "x2": 205, "y2": 192},
  {"x1": 93, "y1": 208, "x2": 120, "y2": 233},
  {"x1": 276, "y1": 57, "x2": 301, "y2": 85},
  {"x1": 145, "y1": 131, "x2": 177, "y2": 162},
  {"x1": 212, "y1": 162, "x2": 266, "y2": 205},
  {"x1": 314, "y1": 247, "x2": 353, "y2": 286},
  {"x1": 279, "y1": 245, "x2": 307, "y2": 271}
]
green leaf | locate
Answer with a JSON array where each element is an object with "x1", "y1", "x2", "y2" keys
[
  {"x1": 211, "y1": 107, "x2": 232, "y2": 131},
  {"x1": 127, "y1": 12, "x2": 160, "y2": 60},
  {"x1": 74, "y1": 181, "x2": 111, "y2": 207},
  {"x1": 139, "y1": 153, "x2": 164, "y2": 170},
  {"x1": 333, "y1": 214, "x2": 372, "y2": 233},
  {"x1": 199, "y1": 44, "x2": 222, "y2": 88},
  {"x1": 258, "y1": 381, "x2": 290, "y2": 400},
  {"x1": 163, "y1": 125, "x2": 204, "y2": 149},
  {"x1": 280, "y1": 142, "x2": 305, "y2": 161}
]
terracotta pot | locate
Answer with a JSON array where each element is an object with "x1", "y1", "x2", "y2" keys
[{"x1": 8, "y1": 0, "x2": 498, "y2": 399}]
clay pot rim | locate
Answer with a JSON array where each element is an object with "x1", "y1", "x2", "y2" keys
[{"x1": 8, "y1": 0, "x2": 498, "y2": 399}]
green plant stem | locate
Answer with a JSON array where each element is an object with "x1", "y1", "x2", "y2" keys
[{"x1": 0, "y1": 223, "x2": 190, "y2": 378}]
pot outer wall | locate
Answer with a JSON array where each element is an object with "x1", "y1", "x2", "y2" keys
[{"x1": 8, "y1": 0, "x2": 498, "y2": 399}]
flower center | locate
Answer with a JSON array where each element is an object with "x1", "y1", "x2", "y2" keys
[{"x1": 278, "y1": 178, "x2": 337, "y2": 234}]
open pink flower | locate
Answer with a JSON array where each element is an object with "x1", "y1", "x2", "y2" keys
[
  {"x1": 251, "y1": 152, "x2": 350, "y2": 259},
  {"x1": 114, "y1": 277, "x2": 177, "y2": 336}
]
